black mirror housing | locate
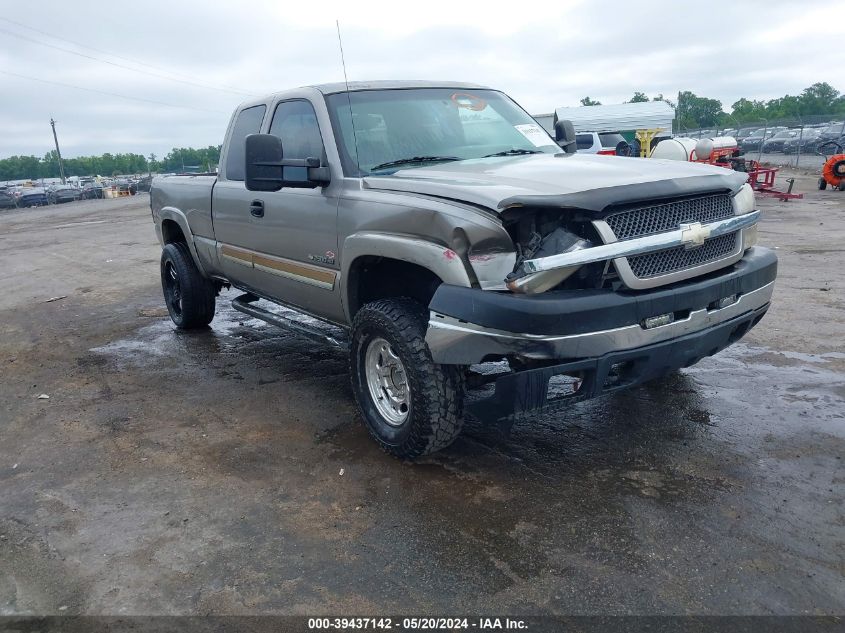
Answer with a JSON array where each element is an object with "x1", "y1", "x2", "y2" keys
[
  {"x1": 244, "y1": 134, "x2": 330, "y2": 191},
  {"x1": 245, "y1": 134, "x2": 285, "y2": 192},
  {"x1": 554, "y1": 119, "x2": 577, "y2": 154}
]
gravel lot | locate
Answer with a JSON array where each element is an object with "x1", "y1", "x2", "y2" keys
[{"x1": 0, "y1": 170, "x2": 843, "y2": 617}]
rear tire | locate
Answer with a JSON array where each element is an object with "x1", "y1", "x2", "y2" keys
[
  {"x1": 160, "y1": 242, "x2": 216, "y2": 329},
  {"x1": 819, "y1": 178, "x2": 827, "y2": 190},
  {"x1": 350, "y1": 298, "x2": 465, "y2": 459}
]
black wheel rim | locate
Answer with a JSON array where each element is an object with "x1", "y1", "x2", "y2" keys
[{"x1": 163, "y1": 261, "x2": 182, "y2": 317}]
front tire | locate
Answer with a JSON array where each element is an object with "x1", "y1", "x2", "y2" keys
[
  {"x1": 160, "y1": 242, "x2": 216, "y2": 329},
  {"x1": 350, "y1": 298, "x2": 465, "y2": 459}
]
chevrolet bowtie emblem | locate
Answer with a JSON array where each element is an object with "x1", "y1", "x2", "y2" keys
[{"x1": 679, "y1": 222, "x2": 711, "y2": 249}]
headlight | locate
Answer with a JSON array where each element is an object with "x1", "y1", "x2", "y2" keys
[
  {"x1": 506, "y1": 230, "x2": 591, "y2": 294},
  {"x1": 732, "y1": 183, "x2": 756, "y2": 215},
  {"x1": 733, "y1": 183, "x2": 757, "y2": 250},
  {"x1": 742, "y1": 224, "x2": 758, "y2": 249},
  {"x1": 506, "y1": 265, "x2": 581, "y2": 293}
]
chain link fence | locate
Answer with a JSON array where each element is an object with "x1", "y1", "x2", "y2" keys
[{"x1": 677, "y1": 115, "x2": 845, "y2": 170}]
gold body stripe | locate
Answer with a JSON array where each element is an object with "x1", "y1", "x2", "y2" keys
[
  {"x1": 219, "y1": 243, "x2": 336, "y2": 290},
  {"x1": 220, "y1": 244, "x2": 253, "y2": 265}
]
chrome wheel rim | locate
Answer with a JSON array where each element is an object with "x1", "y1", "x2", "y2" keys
[{"x1": 364, "y1": 337, "x2": 410, "y2": 426}]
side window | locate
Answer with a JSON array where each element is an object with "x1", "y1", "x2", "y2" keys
[
  {"x1": 269, "y1": 100, "x2": 324, "y2": 182},
  {"x1": 576, "y1": 134, "x2": 594, "y2": 150},
  {"x1": 225, "y1": 105, "x2": 266, "y2": 181},
  {"x1": 269, "y1": 100, "x2": 324, "y2": 158}
]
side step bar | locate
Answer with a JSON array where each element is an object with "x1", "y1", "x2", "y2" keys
[{"x1": 231, "y1": 294, "x2": 349, "y2": 350}]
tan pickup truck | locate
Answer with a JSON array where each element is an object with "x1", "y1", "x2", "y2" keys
[{"x1": 150, "y1": 80, "x2": 776, "y2": 458}]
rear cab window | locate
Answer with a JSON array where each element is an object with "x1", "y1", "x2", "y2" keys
[
  {"x1": 225, "y1": 105, "x2": 267, "y2": 181},
  {"x1": 599, "y1": 133, "x2": 626, "y2": 148},
  {"x1": 576, "y1": 134, "x2": 594, "y2": 150}
]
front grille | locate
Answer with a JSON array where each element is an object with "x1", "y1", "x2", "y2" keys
[
  {"x1": 627, "y1": 233, "x2": 738, "y2": 278},
  {"x1": 605, "y1": 193, "x2": 733, "y2": 241}
]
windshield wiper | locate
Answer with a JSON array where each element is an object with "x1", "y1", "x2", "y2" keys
[
  {"x1": 482, "y1": 148, "x2": 542, "y2": 158},
  {"x1": 370, "y1": 156, "x2": 462, "y2": 172}
]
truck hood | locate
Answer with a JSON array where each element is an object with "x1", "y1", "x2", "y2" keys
[{"x1": 362, "y1": 153, "x2": 747, "y2": 214}]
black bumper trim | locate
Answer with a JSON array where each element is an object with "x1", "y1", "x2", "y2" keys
[
  {"x1": 466, "y1": 301, "x2": 769, "y2": 421},
  {"x1": 429, "y1": 247, "x2": 777, "y2": 337}
]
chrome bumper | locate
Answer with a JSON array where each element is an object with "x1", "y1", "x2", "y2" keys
[{"x1": 426, "y1": 281, "x2": 774, "y2": 365}]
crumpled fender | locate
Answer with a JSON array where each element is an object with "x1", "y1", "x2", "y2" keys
[{"x1": 340, "y1": 231, "x2": 474, "y2": 321}]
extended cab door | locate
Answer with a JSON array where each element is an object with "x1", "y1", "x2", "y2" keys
[{"x1": 212, "y1": 97, "x2": 342, "y2": 322}]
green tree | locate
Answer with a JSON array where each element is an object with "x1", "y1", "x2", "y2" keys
[
  {"x1": 162, "y1": 145, "x2": 221, "y2": 172},
  {"x1": 799, "y1": 82, "x2": 840, "y2": 114},
  {"x1": 730, "y1": 97, "x2": 766, "y2": 122},
  {"x1": 627, "y1": 91, "x2": 649, "y2": 103},
  {"x1": 652, "y1": 93, "x2": 675, "y2": 107},
  {"x1": 677, "y1": 91, "x2": 725, "y2": 128},
  {"x1": 580, "y1": 96, "x2": 601, "y2": 106}
]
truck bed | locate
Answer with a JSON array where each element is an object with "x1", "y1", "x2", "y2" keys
[{"x1": 150, "y1": 174, "x2": 217, "y2": 240}]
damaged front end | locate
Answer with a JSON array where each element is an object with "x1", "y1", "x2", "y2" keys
[
  {"x1": 497, "y1": 190, "x2": 761, "y2": 295},
  {"x1": 425, "y1": 184, "x2": 774, "y2": 420},
  {"x1": 498, "y1": 207, "x2": 606, "y2": 294}
]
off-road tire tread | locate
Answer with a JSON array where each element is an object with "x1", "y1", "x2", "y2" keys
[
  {"x1": 161, "y1": 242, "x2": 216, "y2": 329},
  {"x1": 350, "y1": 298, "x2": 464, "y2": 459}
]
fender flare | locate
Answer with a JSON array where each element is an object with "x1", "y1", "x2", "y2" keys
[
  {"x1": 340, "y1": 232, "x2": 473, "y2": 321},
  {"x1": 157, "y1": 207, "x2": 207, "y2": 275}
]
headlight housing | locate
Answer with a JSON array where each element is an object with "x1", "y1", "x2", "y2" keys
[
  {"x1": 733, "y1": 183, "x2": 758, "y2": 249},
  {"x1": 732, "y1": 183, "x2": 756, "y2": 215}
]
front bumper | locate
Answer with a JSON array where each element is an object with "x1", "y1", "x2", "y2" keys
[
  {"x1": 427, "y1": 247, "x2": 776, "y2": 418},
  {"x1": 426, "y1": 248, "x2": 776, "y2": 419},
  {"x1": 427, "y1": 247, "x2": 776, "y2": 365},
  {"x1": 463, "y1": 299, "x2": 770, "y2": 421}
]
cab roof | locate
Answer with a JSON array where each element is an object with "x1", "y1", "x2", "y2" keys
[
  {"x1": 308, "y1": 80, "x2": 490, "y2": 94},
  {"x1": 235, "y1": 80, "x2": 494, "y2": 113}
]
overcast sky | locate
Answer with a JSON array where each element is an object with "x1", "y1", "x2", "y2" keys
[{"x1": 0, "y1": 0, "x2": 838, "y2": 159}]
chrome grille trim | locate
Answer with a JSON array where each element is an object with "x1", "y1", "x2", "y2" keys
[
  {"x1": 592, "y1": 193, "x2": 748, "y2": 290},
  {"x1": 522, "y1": 212, "x2": 758, "y2": 274},
  {"x1": 605, "y1": 193, "x2": 734, "y2": 241},
  {"x1": 627, "y1": 233, "x2": 739, "y2": 279}
]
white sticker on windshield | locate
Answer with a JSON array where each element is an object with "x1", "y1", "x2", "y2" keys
[{"x1": 514, "y1": 124, "x2": 556, "y2": 148}]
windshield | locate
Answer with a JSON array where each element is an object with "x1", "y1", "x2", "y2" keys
[{"x1": 324, "y1": 88, "x2": 559, "y2": 175}]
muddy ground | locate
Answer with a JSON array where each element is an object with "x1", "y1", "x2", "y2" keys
[{"x1": 0, "y1": 169, "x2": 843, "y2": 616}]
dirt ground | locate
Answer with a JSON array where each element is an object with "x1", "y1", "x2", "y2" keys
[{"x1": 0, "y1": 169, "x2": 843, "y2": 617}]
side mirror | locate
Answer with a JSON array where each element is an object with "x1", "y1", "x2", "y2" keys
[
  {"x1": 244, "y1": 134, "x2": 330, "y2": 191},
  {"x1": 554, "y1": 119, "x2": 577, "y2": 154}
]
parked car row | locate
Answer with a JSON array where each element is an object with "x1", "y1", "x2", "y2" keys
[
  {"x1": 751, "y1": 123, "x2": 845, "y2": 154},
  {"x1": 682, "y1": 122, "x2": 845, "y2": 155},
  {"x1": 0, "y1": 176, "x2": 151, "y2": 209}
]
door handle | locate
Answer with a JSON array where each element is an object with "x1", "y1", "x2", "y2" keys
[{"x1": 250, "y1": 199, "x2": 264, "y2": 218}]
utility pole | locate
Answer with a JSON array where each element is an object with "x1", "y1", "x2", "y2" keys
[{"x1": 50, "y1": 118, "x2": 66, "y2": 184}]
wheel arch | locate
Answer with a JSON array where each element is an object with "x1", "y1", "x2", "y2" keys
[
  {"x1": 157, "y1": 207, "x2": 207, "y2": 275},
  {"x1": 341, "y1": 232, "x2": 473, "y2": 322}
]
